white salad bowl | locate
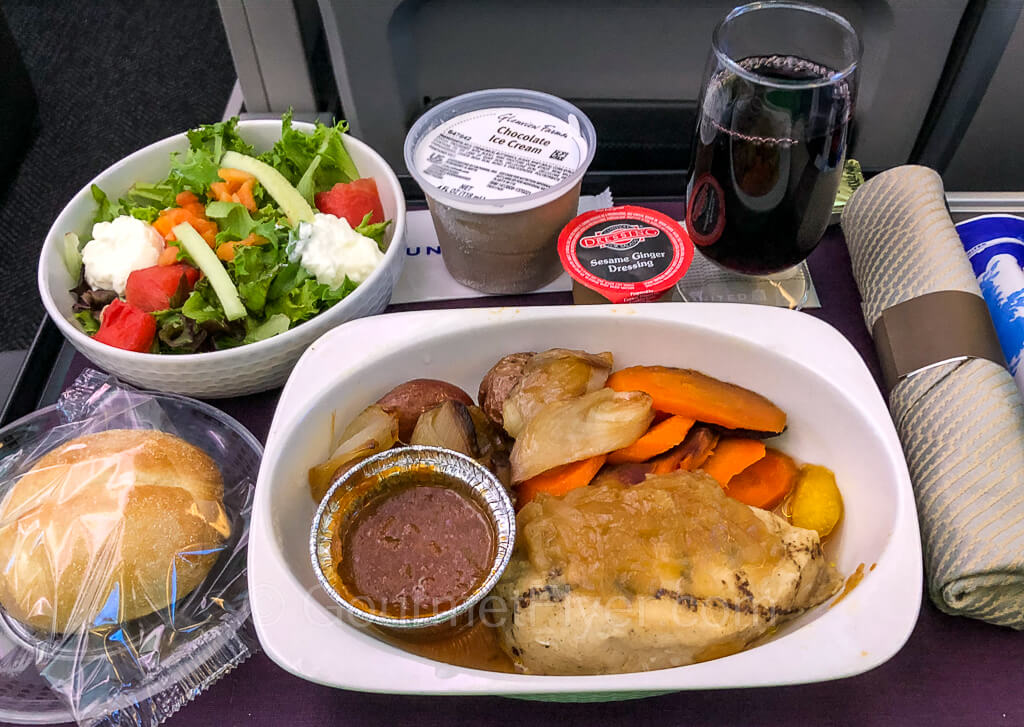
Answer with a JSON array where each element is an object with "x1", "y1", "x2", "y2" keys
[
  {"x1": 249, "y1": 303, "x2": 922, "y2": 699},
  {"x1": 38, "y1": 119, "x2": 406, "y2": 398}
]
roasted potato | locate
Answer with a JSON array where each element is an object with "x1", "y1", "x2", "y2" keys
[
  {"x1": 376, "y1": 378, "x2": 474, "y2": 442},
  {"x1": 477, "y1": 352, "x2": 534, "y2": 427}
]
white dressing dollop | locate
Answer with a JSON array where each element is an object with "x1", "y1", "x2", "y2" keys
[
  {"x1": 81, "y1": 216, "x2": 164, "y2": 295},
  {"x1": 290, "y1": 213, "x2": 384, "y2": 288}
]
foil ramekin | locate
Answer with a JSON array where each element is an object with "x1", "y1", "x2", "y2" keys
[{"x1": 310, "y1": 445, "x2": 515, "y2": 633}]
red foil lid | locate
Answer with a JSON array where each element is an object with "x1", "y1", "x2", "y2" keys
[{"x1": 558, "y1": 206, "x2": 694, "y2": 303}]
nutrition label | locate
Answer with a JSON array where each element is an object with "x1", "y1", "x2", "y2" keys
[{"x1": 413, "y1": 106, "x2": 588, "y2": 201}]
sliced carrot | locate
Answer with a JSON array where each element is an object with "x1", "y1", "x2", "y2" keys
[
  {"x1": 607, "y1": 415, "x2": 694, "y2": 464},
  {"x1": 701, "y1": 438, "x2": 766, "y2": 486},
  {"x1": 157, "y1": 244, "x2": 180, "y2": 266},
  {"x1": 606, "y1": 366, "x2": 787, "y2": 434},
  {"x1": 218, "y1": 167, "x2": 256, "y2": 185},
  {"x1": 517, "y1": 454, "x2": 607, "y2": 508},
  {"x1": 724, "y1": 448, "x2": 799, "y2": 509}
]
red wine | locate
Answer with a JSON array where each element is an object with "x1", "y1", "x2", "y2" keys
[{"x1": 686, "y1": 55, "x2": 851, "y2": 274}]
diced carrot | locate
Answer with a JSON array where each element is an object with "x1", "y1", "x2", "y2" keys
[
  {"x1": 218, "y1": 167, "x2": 255, "y2": 185},
  {"x1": 517, "y1": 454, "x2": 607, "y2": 508},
  {"x1": 216, "y1": 242, "x2": 236, "y2": 261},
  {"x1": 701, "y1": 438, "x2": 766, "y2": 487},
  {"x1": 607, "y1": 415, "x2": 694, "y2": 464},
  {"x1": 157, "y1": 244, "x2": 180, "y2": 266},
  {"x1": 152, "y1": 216, "x2": 173, "y2": 238},
  {"x1": 175, "y1": 190, "x2": 199, "y2": 207},
  {"x1": 724, "y1": 448, "x2": 799, "y2": 509},
  {"x1": 190, "y1": 218, "x2": 218, "y2": 247},
  {"x1": 210, "y1": 181, "x2": 234, "y2": 203},
  {"x1": 153, "y1": 207, "x2": 191, "y2": 239},
  {"x1": 238, "y1": 233, "x2": 265, "y2": 247},
  {"x1": 155, "y1": 206, "x2": 219, "y2": 246},
  {"x1": 216, "y1": 231, "x2": 265, "y2": 260},
  {"x1": 233, "y1": 178, "x2": 256, "y2": 211},
  {"x1": 184, "y1": 202, "x2": 206, "y2": 218}
]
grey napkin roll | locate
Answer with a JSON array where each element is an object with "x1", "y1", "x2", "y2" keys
[{"x1": 842, "y1": 165, "x2": 1024, "y2": 629}]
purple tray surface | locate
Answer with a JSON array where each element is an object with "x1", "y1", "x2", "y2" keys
[{"x1": 8, "y1": 203, "x2": 1020, "y2": 727}]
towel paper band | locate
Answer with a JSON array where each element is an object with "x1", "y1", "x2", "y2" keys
[{"x1": 872, "y1": 290, "x2": 1007, "y2": 391}]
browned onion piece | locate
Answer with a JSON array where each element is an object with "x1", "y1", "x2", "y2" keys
[
  {"x1": 468, "y1": 405, "x2": 514, "y2": 489},
  {"x1": 501, "y1": 349, "x2": 614, "y2": 438},
  {"x1": 510, "y1": 388, "x2": 653, "y2": 483},
  {"x1": 410, "y1": 400, "x2": 479, "y2": 457},
  {"x1": 308, "y1": 405, "x2": 399, "y2": 502}
]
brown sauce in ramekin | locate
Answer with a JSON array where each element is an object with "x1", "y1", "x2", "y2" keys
[{"x1": 337, "y1": 483, "x2": 496, "y2": 619}]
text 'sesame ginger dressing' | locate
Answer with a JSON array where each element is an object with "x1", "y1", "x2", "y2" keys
[{"x1": 559, "y1": 206, "x2": 694, "y2": 304}]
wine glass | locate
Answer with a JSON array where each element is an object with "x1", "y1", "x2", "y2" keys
[{"x1": 676, "y1": 1, "x2": 861, "y2": 309}]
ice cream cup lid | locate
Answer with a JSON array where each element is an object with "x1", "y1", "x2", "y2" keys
[{"x1": 558, "y1": 206, "x2": 694, "y2": 304}]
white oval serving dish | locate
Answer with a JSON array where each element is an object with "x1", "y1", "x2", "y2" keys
[{"x1": 248, "y1": 303, "x2": 921, "y2": 698}]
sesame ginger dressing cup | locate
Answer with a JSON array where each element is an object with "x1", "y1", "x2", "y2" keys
[{"x1": 404, "y1": 89, "x2": 597, "y2": 294}]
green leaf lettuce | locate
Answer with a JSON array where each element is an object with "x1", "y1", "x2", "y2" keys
[{"x1": 259, "y1": 110, "x2": 360, "y2": 205}]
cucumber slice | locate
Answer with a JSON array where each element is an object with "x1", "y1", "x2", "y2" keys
[
  {"x1": 220, "y1": 150, "x2": 315, "y2": 226},
  {"x1": 172, "y1": 222, "x2": 247, "y2": 321},
  {"x1": 62, "y1": 232, "x2": 82, "y2": 280}
]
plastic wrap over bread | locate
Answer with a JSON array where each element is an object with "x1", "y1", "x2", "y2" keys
[{"x1": 0, "y1": 370, "x2": 260, "y2": 725}]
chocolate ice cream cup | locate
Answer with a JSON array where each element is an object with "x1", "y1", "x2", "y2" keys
[{"x1": 404, "y1": 89, "x2": 596, "y2": 294}]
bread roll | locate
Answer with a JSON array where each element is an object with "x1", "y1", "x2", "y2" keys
[{"x1": 0, "y1": 429, "x2": 230, "y2": 633}]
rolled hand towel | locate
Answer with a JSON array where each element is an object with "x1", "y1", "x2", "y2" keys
[{"x1": 842, "y1": 165, "x2": 1024, "y2": 629}]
